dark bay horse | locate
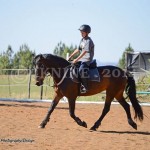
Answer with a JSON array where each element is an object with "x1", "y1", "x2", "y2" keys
[{"x1": 34, "y1": 54, "x2": 143, "y2": 131}]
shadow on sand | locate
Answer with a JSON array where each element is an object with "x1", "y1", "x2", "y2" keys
[{"x1": 99, "y1": 130, "x2": 150, "y2": 135}]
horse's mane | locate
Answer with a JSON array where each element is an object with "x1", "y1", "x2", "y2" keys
[{"x1": 42, "y1": 54, "x2": 70, "y2": 67}]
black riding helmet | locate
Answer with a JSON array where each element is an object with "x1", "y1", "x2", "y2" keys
[{"x1": 78, "y1": 24, "x2": 91, "y2": 33}]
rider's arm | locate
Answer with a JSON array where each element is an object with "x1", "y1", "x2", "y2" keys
[
  {"x1": 68, "y1": 49, "x2": 79, "y2": 60},
  {"x1": 73, "y1": 50, "x2": 87, "y2": 63}
]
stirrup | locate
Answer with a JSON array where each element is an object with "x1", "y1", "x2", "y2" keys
[{"x1": 80, "y1": 85, "x2": 88, "y2": 93}]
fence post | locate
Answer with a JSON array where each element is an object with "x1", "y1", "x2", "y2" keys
[
  {"x1": 7, "y1": 73, "x2": 11, "y2": 96},
  {"x1": 28, "y1": 53, "x2": 35, "y2": 99},
  {"x1": 40, "y1": 85, "x2": 43, "y2": 100},
  {"x1": 28, "y1": 68, "x2": 32, "y2": 99}
]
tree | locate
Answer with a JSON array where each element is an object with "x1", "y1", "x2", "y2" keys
[
  {"x1": 6, "y1": 45, "x2": 14, "y2": 68},
  {"x1": 0, "y1": 45, "x2": 13, "y2": 69},
  {"x1": 53, "y1": 41, "x2": 77, "y2": 59},
  {"x1": 118, "y1": 43, "x2": 134, "y2": 69},
  {"x1": 13, "y1": 44, "x2": 35, "y2": 69},
  {"x1": 0, "y1": 52, "x2": 9, "y2": 69}
]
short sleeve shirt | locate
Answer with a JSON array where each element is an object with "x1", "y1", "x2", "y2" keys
[{"x1": 78, "y1": 37, "x2": 94, "y2": 63}]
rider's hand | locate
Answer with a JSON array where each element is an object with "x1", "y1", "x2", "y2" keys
[
  {"x1": 67, "y1": 58, "x2": 70, "y2": 61},
  {"x1": 72, "y1": 59, "x2": 77, "y2": 64},
  {"x1": 67, "y1": 56, "x2": 71, "y2": 61}
]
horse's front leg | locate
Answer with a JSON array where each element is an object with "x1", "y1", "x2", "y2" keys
[
  {"x1": 38, "y1": 93, "x2": 63, "y2": 128},
  {"x1": 68, "y1": 99, "x2": 87, "y2": 128}
]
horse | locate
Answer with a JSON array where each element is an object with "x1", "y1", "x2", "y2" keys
[{"x1": 34, "y1": 54, "x2": 143, "y2": 131}]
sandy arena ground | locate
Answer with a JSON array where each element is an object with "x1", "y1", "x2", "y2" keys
[{"x1": 0, "y1": 101, "x2": 150, "y2": 150}]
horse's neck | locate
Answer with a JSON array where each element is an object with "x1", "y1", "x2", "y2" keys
[
  {"x1": 43, "y1": 58, "x2": 69, "y2": 84},
  {"x1": 50, "y1": 68, "x2": 66, "y2": 84},
  {"x1": 44, "y1": 55, "x2": 69, "y2": 68}
]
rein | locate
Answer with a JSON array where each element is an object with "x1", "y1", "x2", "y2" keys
[
  {"x1": 48, "y1": 64, "x2": 72, "y2": 86},
  {"x1": 56, "y1": 62, "x2": 81, "y2": 86},
  {"x1": 57, "y1": 67, "x2": 70, "y2": 86}
]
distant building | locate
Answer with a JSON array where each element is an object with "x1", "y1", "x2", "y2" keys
[{"x1": 125, "y1": 51, "x2": 150, "y2": 81}]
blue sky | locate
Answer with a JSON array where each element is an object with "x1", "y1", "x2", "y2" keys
[{"x1": 0, "y1": 0, "x2": 150, "y2": 63}]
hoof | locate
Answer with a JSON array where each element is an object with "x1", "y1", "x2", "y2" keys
[
  {"x1": 82, "y1": 121, "x2": 87, "y2": 128},
  {"x1": 90, "y1": 126, "x2": 97, "y2": 131},
  {"x1": 128, "y1": 119, "x2": 137, "y2": 130},
  {"x1": 90, "y1": 122, "x2": 100, "y2": 131},
  {"x1": 38, "y1": 122, "x2": 46, "y2": 129},
  {"x1": 131, "y1": 122, "x2": 137, "y2": 130},
  {"x1": 38, "y1": 125, "x2": 45, "y2": 128}
]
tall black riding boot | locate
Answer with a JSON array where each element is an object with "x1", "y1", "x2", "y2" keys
[{"x1": 80, "y1": 78, "x2": 89, "y2": 93}]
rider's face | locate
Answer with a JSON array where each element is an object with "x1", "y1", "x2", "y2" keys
[{"x1": 80, "y1": 31, "x2": 88, "y2": 38}]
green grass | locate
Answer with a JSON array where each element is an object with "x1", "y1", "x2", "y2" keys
[
  {"x1": 0, "y1": 75, "x2": 105, "y2": 101},
  {"x1": 0, "y1": 74, "x2": 150, "y2": 102},
  {"x1": 0, "y1": 75, "x2": 54, "y2": 99}
]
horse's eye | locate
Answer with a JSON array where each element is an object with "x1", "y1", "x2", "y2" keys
[
  {"x1": 41, "y1": 64, "x2": 44, "y2": 68},
  {"x1": 36, "y1": 66, "x2": 39, "y2": 69}
]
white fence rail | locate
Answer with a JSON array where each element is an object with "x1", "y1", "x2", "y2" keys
[
  {"x1": 0, "y1": 69, "x2": 150, "y2": 101},
  {"x1": 0, "y1": 69, "x2": 52, "y2": 99}
]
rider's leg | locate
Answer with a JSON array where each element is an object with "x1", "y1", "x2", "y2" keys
[{"x1": 79, "y1": 62, "x2": 89, "y2": 92}]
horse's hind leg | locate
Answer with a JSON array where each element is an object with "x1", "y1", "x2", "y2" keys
[
  {"x1": 68, "y1": 98, "x2": 87, "y2": 128},
  {"x1": 116, "y1": 95, "x2": 137, "y2": 130},
  {"x1": 90, "y1": 97, "x2": 112, "y2": 131},
  {"x1": 38, "y1": 92, "x2": 63, "y2": 128}
]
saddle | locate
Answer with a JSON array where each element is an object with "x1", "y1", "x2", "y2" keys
[{"x1": 70, "y1": 59, "x2": 100, "y2": 83}]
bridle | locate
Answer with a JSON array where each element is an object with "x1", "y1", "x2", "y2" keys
[{"x1": 35, "y1": 57, "x2": 79, "y2": 87}]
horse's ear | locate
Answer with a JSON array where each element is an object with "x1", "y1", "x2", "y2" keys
[
  {"x1": 34, "y1": 54, "x2": 45, "y2": 63},
  {"x1": 39, "y1": 54, "x2": 44, "y2": 60}
]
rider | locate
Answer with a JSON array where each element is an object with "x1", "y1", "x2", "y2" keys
[{"x1": 68, "y1": 24, "x2": 95, "y2": 93}]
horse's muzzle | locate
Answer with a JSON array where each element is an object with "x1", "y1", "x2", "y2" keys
[{"x1": 35, "y1": 81, "x2": 43, "y2": 86}]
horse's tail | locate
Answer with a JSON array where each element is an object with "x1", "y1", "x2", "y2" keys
[{"x1": 125, "y1": 72, "x2": 144, "y2": 121}]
